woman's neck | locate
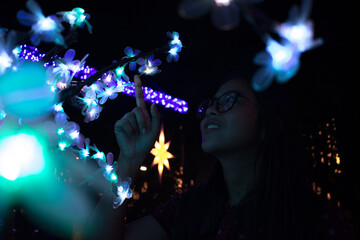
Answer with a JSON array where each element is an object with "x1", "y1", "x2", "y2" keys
[{"x1": 216, "y1": 147, "x2": 257, "y2": 206}]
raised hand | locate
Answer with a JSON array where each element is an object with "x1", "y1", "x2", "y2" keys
[{"x1": 114, "y1": 75, "x2": 161, "y2": 176}]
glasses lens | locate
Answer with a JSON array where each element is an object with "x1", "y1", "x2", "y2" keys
[{"x1": 218, "y1": 92, "x2": 236, "y2": 112}]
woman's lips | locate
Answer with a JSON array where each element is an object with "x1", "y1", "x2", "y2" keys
[{"x1": 201, "y1": 118, "x2": 221, "y2": 133}]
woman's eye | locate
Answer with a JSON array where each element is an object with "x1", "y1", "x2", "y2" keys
[{"x1": 221, "y1": 96, "x2": 234, "y2": 106}]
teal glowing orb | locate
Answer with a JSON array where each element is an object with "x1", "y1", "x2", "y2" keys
[{"x1": 0, "y1": 62, "x2": 57, "y2": 120}]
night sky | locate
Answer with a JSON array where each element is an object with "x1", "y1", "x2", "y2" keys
[{"x1": 1, "y1": 0, "x2": 359, "y2": 233}]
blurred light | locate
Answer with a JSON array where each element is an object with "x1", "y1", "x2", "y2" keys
[
  {"x1": 38, "y1": 17, "x2": 56, "y2": 31},
  {"x1": 93, "y1": 151, "x2": 105, "y2": 160},
  {"x1": 336, "y1": 156, "x2": 340, "y2": 165},
  {"x1": 277, "y1": 23, "x2": 313, "y2": 52},
  {"x1": 150, "y1": 126, "x2": 174, "y2": 183},
  {"x1": 215, "y1": 0, "x2": 232, "y2": 7},
  {"x1": 53, "y1": 103, "x2": 64, "y2": 112},
  {"x1": 267, "y1": 40, "x2": 298, "y2": 71},
  {"x1": 105, "y1": 165, "x2": 113, "y2": 173},
  {"x1": 0, "y1": 51, "x2": 13, "y2": 74},
  {"x1": 326, "y1": 193, "x2": 331, "y2": 200},
  {"x1": 68, "y1": 130, "x2": 79, "y2": 139},
  {"x1": 57, "y1": 128, "x2": 65, "y2": 135},
  {"x1": 0, "y1": 110, "x2": 7, "y2": 120},
  {"x1": 0, "y1": 133, "x2": 45, "y2": 181},
  {"x1": 58, "y1": 141, "x2": 67, "y2": 151},
  {"x1": 0, "y1": 62, "x2": 57, "y2": 120},
  {"x1": 110, "y1": 172, "x2": 118, "y2": 182},
  {"x1": 140, "y1": 166, "x2": 147, "y2": 171}
]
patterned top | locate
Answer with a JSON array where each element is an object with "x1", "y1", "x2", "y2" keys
[{"x1": 151, "y1": 190, "x2": 358, "y2": 240}]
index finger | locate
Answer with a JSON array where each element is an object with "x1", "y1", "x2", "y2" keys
[{"x1": 134, "y1": 75, "x2": 146, "y2": 109}]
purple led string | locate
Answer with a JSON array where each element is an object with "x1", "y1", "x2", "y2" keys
[{"x1": 18, "y1": 45, "x2": 188, "y2": 113}]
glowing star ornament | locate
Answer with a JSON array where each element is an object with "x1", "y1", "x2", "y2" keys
[{"x1": 150, "y1": 125, "x2": 175, "y2": 183}]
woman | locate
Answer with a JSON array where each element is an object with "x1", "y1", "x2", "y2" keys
[{"x1": 105, "y1": 73, "x2": 357, "y2": 239}]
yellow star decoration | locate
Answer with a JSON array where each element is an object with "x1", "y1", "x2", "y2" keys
[{"x1": 150, "y1": 125, "x2": 174, "y2": 183}]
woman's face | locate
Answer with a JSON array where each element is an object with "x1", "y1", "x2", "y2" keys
[{"x1": 200, "y1": 78, "x2": 260, "y2": 155}]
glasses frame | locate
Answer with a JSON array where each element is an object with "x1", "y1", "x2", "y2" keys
[{"x1": 196, "y1": 90, "x2": 252, "y2": 119}]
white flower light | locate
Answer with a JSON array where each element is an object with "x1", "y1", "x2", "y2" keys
[
  {"x1": 0, "y1": 51, "x2": 13, "y2": 74},
  {"x1": 34, "y1": 17, "x2": 57, "y2": 31},
  {"x1": 266, "y1": 39, "x2": 299, "y2": 71}
]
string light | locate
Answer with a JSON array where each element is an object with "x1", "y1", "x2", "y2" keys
[{"x1": 17, "y1": 44, "x2": 188, "y2": 115}]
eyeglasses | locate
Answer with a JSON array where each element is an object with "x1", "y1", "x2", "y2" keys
[{"x1": 196, "y1": 90, "x2": 252, "y2": 119}]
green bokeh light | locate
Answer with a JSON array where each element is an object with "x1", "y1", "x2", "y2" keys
[
  {"x1": 0, "y1": 62, "x2": 57, "y2": 120},
  {"x1": 0, "y1": 124, "x2": 53, "y2": 184},
  {"x1": 0, "y1": 133, "x2": 45, "y2": 181}
]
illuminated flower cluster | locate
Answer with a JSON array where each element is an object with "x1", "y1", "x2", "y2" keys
[
  {"x1": 45, "y1": 104, "x2": 119, "y2": 179},
  {"x1": 1, "y1": 0, "x2": 185, "y2": 209},
  {"x1": 138, "y1": 54, "x2": 161, "y2": 75},
  {"x1": 15, "y1": 44, "x2": 188, "y2": 121},
  {"x1": 96, "y1": 152, "x2": 119, "y2": 183},
  {"x1": 167, "y1": 31, "x2": 183, "y2": 63},
  {"x1": 57, "y1": 7, "x2": 93, "y2": 34},
  {"x1": 178, "y1": 0, "x2": 262, "y2": 30},
  {"x1": 97, "y1": 80, "x2": 125, "y2": 104},
  {"x1": 113, "y1": 177, "x2": 133, "y2": 209},
  {"x1": 0, "y1": 30, "x2": 24, "y2": 74},
  {"x1": 78, "y1": 74, "x2": 125, "y2": 122},
  {"x1": 47, "y1": 49, "x2": 89, "y2": 90},
  {"x1": 17, "y1": 0, "x2": 65, "y2": 46},
  {"x1": 275, "y1": 0, "x2": 323, "y2": 53},
  {"x1": 44, "y1": 106, "x2": 85, "y2": 151},
  {"x1": 251, "y1": 0, "x2": 322, "y2": 91},
  {"x1": 15, "y1": 34, "x2": 187, "y2": 117},
  {"x1": 122, "y1": 47, "x2": 143, "y2": 71}
]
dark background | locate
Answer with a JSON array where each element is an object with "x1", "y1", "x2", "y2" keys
[{"x1": 1, "y1": 0, "x2": 359, "y2": 238}]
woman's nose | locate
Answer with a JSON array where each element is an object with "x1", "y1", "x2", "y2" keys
[{"x1": 206, "y1": 103, "x2": 218, "y2": 116}]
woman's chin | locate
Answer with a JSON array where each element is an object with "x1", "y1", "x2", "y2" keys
[{"x1": 201, "y1": 141, "x2": 220, "y2": 154}]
